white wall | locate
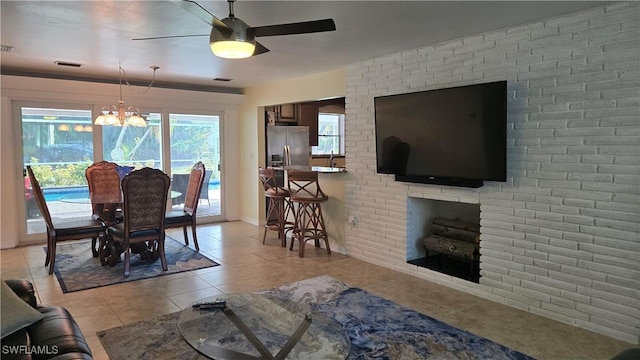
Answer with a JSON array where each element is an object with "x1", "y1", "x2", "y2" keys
[
  {"x1": 0, "y1": 75, "x2": 243, "y2": 248},
  {"x1": 344, "y1": 2, "x2": 639, "y2": 344}
]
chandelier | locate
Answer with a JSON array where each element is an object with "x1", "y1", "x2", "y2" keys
[{"x1": 94, "y1": 64, "x2": 159, "y2": 127}]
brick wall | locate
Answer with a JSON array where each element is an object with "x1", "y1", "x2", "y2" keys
[{"x1": 344, "y1": 2, "x2": 639, "y2": 344}]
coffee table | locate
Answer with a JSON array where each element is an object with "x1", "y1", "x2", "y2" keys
[{"x1": 178, "y1": 293, "x2": 350, "y2": 360}]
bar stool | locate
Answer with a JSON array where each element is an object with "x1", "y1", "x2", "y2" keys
[
  {"x1": 287, "y1": 170, "x2": 331, "y2": 257},
  {"x1": 258, "y1": 168, "x2": 293, "y2": 247}
]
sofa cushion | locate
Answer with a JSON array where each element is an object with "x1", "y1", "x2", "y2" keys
[
  {"x1": 28, "y1": 306, "x2": 93, "y2": 359},
  {"x1": 1, "y1": 280, "x2": 44, "y2": 338}
]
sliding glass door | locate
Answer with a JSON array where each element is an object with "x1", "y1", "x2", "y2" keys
[
  {"x1": 169, "y1": 113, "x2": 223, "y2": 221},
  {"x1": 20, "y1": 106, "x2": 94, "y2": 235},
  {"x1": 17, "y1": 103, "x2": 225, "y2": 241}
]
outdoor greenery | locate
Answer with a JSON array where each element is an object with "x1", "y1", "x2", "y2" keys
[
  {"x1": 23, "y1": 109, "x2": 221, "y2": 188},
  {"x1": 30, "y1": 161, "x2": 91, "y2": 187}
]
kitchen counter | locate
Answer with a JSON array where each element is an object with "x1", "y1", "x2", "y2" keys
[{"x1": 270, "y1": 165, "x2": 347, "y2": 173}]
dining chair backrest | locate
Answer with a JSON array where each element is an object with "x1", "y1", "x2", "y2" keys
[
  {"x1": 199, "y1": 170, "x2": 213, "y2": 203},
  {"x1": 121, "y1": 167, "x2": 170, "y2": 234},
  {"x1": 86, "y1": 161, "x2": 122, "y2": 204},
  {"x1": 26, "y1": 166, "x2": 54, "y2": 230},
  {"x1": 182, "y1": 162, "x2": 206, "y2": 216}
]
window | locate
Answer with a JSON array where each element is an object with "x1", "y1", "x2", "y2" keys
[
  {"x1": 312, "y1": 113, "x2": 344, "y2": 156},
  {"x1": 101, "y1": 113, "x2": 162, "y2": 169}
]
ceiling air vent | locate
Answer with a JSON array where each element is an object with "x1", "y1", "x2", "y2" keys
[
  {"x1": 55, "y1": 61, "x2": 82, "y2": 68},
  {"x1": 213, "y1": 77, "x2": 232, "y2": 82},
  {"x1": 0, "y1": 45, "x2": 15, "y2": 52}
]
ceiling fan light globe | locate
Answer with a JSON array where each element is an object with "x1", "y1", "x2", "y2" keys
[{"x1": 210, "y1": 40, "x2": 255, "y2": 59}]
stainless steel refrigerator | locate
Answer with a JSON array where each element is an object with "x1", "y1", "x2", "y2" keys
[
  {"x1": 265, "y1": 126, "x2": 310, "y2": 225},
  {"x1": 266, "y1": 126, "x2": 310, "y2": 167}
]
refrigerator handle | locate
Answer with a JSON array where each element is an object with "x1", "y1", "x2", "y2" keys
[{"x1": 284, "y1": 145, "x2": 290, "y2": 166}]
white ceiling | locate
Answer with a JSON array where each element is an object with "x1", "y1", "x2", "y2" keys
[{"x1": 1, "y1": 1, "x2": 608, "y2": 93}]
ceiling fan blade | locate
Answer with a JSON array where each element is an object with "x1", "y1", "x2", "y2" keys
[
  {"x1": 132, "y1": 34, "x2": 208, "y2": 41},
  {"x1": 250, "y1": 19, "x2": 336, "y2": 38},
  {"x1": 171, "y1": 0, "x2": 231, "y2": 36},
  {"x1": 253, "y1": 42, "x2": 270, "y2": 56}
]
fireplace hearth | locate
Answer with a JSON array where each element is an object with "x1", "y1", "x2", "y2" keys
[{"x1": 408, "y1": 255, "x2": 480, "y2": 283}]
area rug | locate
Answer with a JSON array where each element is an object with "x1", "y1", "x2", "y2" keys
[
  {"x1": 51, "y1": 236, "x2": 219, "y2": 293},
  {"x1": 98, "y1": 275, "x2": 535, "y2": 359}
]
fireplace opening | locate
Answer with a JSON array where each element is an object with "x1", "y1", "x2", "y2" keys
[{"x1": 406, "y1": 197, "x2": 480, "y2": 283}]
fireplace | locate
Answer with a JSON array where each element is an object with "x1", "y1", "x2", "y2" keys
[{"x1": 406, "y1": 197, "x2": 481, "y2": 282}]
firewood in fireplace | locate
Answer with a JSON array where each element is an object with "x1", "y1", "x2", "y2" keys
[{"x1": 431, "y1": 217, "x2": 480, "y2": 244}]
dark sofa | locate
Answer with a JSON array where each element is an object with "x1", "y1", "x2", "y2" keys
[{"x1": 1, "y1": 279, "x2": 92, "y2": 360}]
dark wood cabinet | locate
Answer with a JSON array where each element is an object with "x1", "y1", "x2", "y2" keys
[
  {"x1": 265, "y1": 104, "x2": 297, "y2": 123},
  {"x1": 298, "y1": 102, "x2": 319, "y2": 146},
  {"x1": 278, "y1": 103, "x2": 297, "y2": 122}
]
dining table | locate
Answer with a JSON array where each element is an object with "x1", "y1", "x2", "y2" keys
[{"x1": 70, "y1": 191, "x2": 182, "y2": 266}]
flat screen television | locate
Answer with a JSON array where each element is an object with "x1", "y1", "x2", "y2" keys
[{"x1": 374, "y1": 81, "x2": 507, "y2": 188}]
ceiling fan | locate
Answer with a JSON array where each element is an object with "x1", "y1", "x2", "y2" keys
[{"x1": 133, "y1": 0, "x2": 336, "y2": 59}]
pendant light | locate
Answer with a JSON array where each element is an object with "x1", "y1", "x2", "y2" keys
[{"x1": 94, "y1": 64, "x2": 158, "y2": 127}]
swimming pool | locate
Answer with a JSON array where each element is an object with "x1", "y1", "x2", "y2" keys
[{"x1": 43, "y1": 180, "x2": 221, "y2": 202}]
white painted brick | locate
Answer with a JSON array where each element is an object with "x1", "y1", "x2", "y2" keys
[
  {"x1": 592, "y1": 280, "x2": 640, "y2": 303},
  {"x1": 548, "y1": 254, "x2": 579, "y2": 267},
  {"x1": 344, "y1": 2, "x2": 640, "y2": 344},
  {"x1": 595, "y1": 254, "x2": 640, "y2": 273},
  {"x1": 589, "y1": 315, "x2": 640, "y2": 337},
  {"x1": 579, "y1": 258, "x2": 640, "y2": 278},
  {"x1": 589, "y1": 298, "x2": 640, "y2": 323},
  {"x1": 606, "y1": 275, "x2": 640, "y2": 293},
  {"x1": 532, "y1": 259, "x2": 562, "y2": 272},
  {"x1": 581, "y1": 242, "x2": 640, "y2": 263},
  {"x1": 561, "y1": 290, "x2": 592, "y2": 305},
  {"x1": 562, "y1": 232, "x2": 594, "y2": 244},
  {"x1": 516, "y1": 282, "x2": 555, "y2": 301},
  {"x1": 541, "y1": 301, "x2": 589, "y2": 320}
]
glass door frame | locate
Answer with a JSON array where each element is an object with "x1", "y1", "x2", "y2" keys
[
  {"x1": 14, "y1": 102, "x2": 227, "y2": 244},
  {"x1": 161, "y1": 109, "x2": 225, "y2": 224},
  {"x1": 14, "y1": 100, "x2": 98, "y2": 244}
]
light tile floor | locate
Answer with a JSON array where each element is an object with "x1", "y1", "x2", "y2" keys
[{"x1": 1, "y1": 221, "x2": 633, "y2": 360}]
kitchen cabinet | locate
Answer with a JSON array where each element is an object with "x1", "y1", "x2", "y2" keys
[
  {"x1": 279, "y1": 103, "x2": 296, "y2": 121},
  {"x1": 298, "y1": 102, "x2": 319, "y2": 146},
  {"x1": 265, "y1": 104, "x2": 297, "y2": 123}
]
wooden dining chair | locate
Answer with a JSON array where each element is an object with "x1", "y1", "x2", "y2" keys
[
  {"x1": 102, "y1": 167, "x2": 171, "y2": 277},
  {"x1": 85, "y1": 161, "x2": 122, "y2": 257},
  {"x1": 199, "y1": 170, "x2": 213, "y2": 207},
  {"x1": 165, "y1": 162, "x2": 206, "y2": 251},
  {"x1": 26, "y1": 166, "x2": 105, "y2": 275}
]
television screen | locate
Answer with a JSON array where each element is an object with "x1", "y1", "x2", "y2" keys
[{"x1": 374, "y1": 81, "x2": 507, "y2": 187}]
